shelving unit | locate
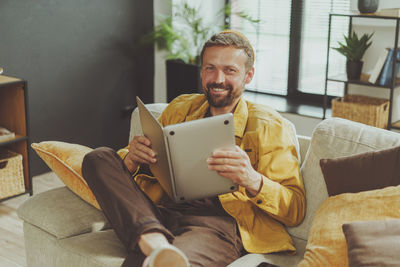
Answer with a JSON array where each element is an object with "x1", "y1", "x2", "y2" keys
[
  {"x1": 0, "y1": 75, "x2": 32, "y2": 201},
  {"x1": 323, "y1": 13, "x2": 400, "y2": 130}
]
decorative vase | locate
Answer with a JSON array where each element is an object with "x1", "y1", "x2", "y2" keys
[
  {"x1": 358, "y1": 0, "x2": 379, "y2": 13},
  {"x1": 346, "y1": 60, "x2": 363, "y2": 81}
]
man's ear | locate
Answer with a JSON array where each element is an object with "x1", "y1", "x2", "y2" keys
[{"x1": 245, "y1": 67, "x2": 255, "y2": 84}]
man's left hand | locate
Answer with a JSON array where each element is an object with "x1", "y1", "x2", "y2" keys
[{"x1": 207, "y1": 145, "x2": 262, "y2": 196}]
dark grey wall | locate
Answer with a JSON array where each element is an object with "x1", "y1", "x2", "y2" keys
[{"x1": 0, "y1": 0, "x2": 154, "y2": 176}]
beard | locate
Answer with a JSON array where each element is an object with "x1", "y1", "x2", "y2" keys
[{"x1": 204, "y1": 82, "x2": 235, "y2": 108}]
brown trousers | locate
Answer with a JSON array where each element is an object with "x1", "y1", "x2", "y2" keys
[{"x1": 82, "y1": 147, "x2": 244, "y2": 267}]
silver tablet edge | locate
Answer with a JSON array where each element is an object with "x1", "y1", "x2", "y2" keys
[{"x1": 162, "y1": 133, "x2": 180, "y2": 202}]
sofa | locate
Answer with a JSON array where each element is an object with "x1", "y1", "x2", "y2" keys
[{"x1": 18, "y1": 103, "x2": 400, "y2": 267}]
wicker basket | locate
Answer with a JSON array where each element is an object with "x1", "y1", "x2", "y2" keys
[
  {"x1": 0, "y1": 148, "x2": 25, "y2": 199},
  {"x1": 332, "y1": 94, "x2": 389, "y2": 129}
]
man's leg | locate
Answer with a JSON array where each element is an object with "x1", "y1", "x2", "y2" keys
[
  {"x1": 170, "y1": 213, "x2": 244, "y2": 267},
  {"x1": 81, "y1": 147, "x2": 174, "y2": 253}
]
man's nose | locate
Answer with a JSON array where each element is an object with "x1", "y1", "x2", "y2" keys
[{"x1": 214, "y1": 70, "x2": 225, "y2": 84}]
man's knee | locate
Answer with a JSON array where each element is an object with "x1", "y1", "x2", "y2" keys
[
  {"x1": 82, "y1": 147, "x2": 117, "y2": 179},
  {"x1": 84, "y1": 147, "x2": 115, "y2": 162}
]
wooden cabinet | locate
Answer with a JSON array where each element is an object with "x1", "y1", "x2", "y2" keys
[{"x1": 0, "y1": 75, "x2": 32, "y2": 201}]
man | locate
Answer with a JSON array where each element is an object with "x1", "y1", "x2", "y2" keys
[{"x1": 82, "y1": 30, "x2": 305, "y2": 267}]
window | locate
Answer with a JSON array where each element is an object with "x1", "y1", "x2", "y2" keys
[{"x1": 230, "y1": 0, "x2": 351, "y2": 99}]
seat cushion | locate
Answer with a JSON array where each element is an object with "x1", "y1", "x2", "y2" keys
[
  {"x1": 18, "y1": 186, "x2": 109, "y2": 239},
  {"x1": 57, "y1": 229, "x2": 126, "y2": 267}
]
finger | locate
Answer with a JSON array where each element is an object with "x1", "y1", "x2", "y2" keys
[
  {"x1": 211, "y1": 149, "x2": 241, "y2": 159},
  {"x1": 134, "y1": 141, "x2": 156, "y2": 157},
  {"x1": 132, "y1": 148, "x2": 157, "y2": 164},
  {"x1": 134, "y1": 135, "x2": 152, "y2": 147},
  {"x1": 207, "y1": 157, "x2": 242, "y2": 166},
  {"x1": 131, "y1": 153, "x2": 156, "y2": 165},
  {"x1": 208, "y1": 162, "x2": 239, "y2": 173}
]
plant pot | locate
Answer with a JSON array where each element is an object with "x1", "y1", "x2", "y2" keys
[
  {"x1": 346, "y1": 60, "x2": 363, "y2": 81},
  {"x1": 358, "y1": 0, "x2": 379, "y2": 13},
  {"x1": 166, "y1": 59, "x2": 202, "y2": 102}
]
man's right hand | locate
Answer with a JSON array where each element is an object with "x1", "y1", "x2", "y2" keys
[{"x1": 123, "y1": 135, "x2": 157, "y2": 173}]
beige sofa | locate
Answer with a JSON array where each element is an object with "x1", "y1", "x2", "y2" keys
[{"x1": 18, "y1": 103, "x2": 400, "y2": 267}]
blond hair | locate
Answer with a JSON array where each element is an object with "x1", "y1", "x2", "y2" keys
[{"x1": 200, "y1": 30, "x2": 255, "y2": 71}]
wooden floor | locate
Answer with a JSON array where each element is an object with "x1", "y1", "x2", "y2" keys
[{"x1": 0, "y1": 172, "x2": 64, "y2": 267}]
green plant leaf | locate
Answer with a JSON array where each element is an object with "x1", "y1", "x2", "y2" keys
[{"x1": 333, "y1": 32, "x2": 374, "y2": 61}]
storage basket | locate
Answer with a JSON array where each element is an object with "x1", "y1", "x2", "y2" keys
[
  {"x1": 0, "y1": 148, "x2": 25, "y2": 199},
  {"x1": 331, "y1": 94, "x2": 389, "y2": 129}
]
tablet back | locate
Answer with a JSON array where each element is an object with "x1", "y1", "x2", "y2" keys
[
  {"x1": 136, "y1": 97, "x2": 176, "y2": 199},
  {"x1": 164, "y1": 113, "x2": 238, "y2": 202}
]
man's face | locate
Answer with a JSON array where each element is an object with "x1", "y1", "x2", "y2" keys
[{"x1": 201, "y1": 46, "x2": 254, "y2": 112}]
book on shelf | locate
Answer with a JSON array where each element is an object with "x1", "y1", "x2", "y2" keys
[
  {"x1": 368, "y1": 48, "x2": 389, "y2": 84},
  {"x1": 375, "y1": 8, "x2": 400, "y2": 17},
  {"x1": 0, "y1": 126, "x2": 15, "y2": 142},
  {"x1": 378, "y1": 48, "x2": 400, "y2": 87}
]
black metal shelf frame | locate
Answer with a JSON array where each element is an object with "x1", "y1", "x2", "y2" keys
[{"x1": 323, "y1": 13, "x2": 400, "y2": 130}]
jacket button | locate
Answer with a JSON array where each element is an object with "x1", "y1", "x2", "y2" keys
[{"x1": 256, "y1": 199, "x2": 262, "y2": 204}]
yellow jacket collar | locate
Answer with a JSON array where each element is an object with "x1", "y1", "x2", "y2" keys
[{"x1": 185, "y1": 97, "x2": 248, "y2": 138}]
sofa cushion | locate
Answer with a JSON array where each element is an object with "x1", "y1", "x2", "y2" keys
[
  {"x1": 17, "y1": 187, "x2": 109, "y2": 239},
  {"x1": 288, "y1": 118, "x2": 400, "y2": 241},
  {"x1": 57, "y1": 229, "x2": 125, "y2": 267},
  {"x1": 31, "y1": 141, "x2": 100, "y2": 209},
  {"x1": 297, "y1": 185, "x2": 400, "y2": 267},
  {"x1": 320, "y1": 145, "x2": 400, "y2": 196},
  {"x1": 342, "y1": 219, "x2": 400, "y2": 267}
]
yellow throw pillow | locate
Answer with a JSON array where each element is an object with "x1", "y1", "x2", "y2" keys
[
  {"x1": 31, "y1": 141, "x2": 100, "y2": 210},
  {"x1": 298, "y1": 185, "x2": 400, "y2": 267}
]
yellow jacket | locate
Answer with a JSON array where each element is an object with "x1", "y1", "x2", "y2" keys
[{"x1": 118, "y1": 94, "x2": 305, "y2": 254}]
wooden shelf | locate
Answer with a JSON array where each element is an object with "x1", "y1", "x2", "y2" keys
[
  {"x1": 327, "y1": 73, "x2": 400, "y2": 89},
  {"x1": 0, "y1": 75, "x2": 31, "y2": 200},
  {"x1": 0, "y1": 134, "x2": 28, "y2": 146},
  {"x1": 0, "y1": 75, "x2": 22, "y2": 86}
]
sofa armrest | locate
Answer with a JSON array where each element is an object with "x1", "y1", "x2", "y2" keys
[
  {"x1": 297, "y1": 135, "x2": 311, "y2": 167},
  {"x1": 17, "y1": 187, "x2": 110, "y2": 239}
]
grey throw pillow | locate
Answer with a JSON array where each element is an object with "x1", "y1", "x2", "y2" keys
[{"x1": 342, "y1": 219, "x2": 400, "y2": 267}]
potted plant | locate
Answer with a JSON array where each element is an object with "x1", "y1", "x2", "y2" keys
[
  {"x1": 333, "y1": 31, "x2": 373, "y2": 81},
  {"x1": 142, "y1": 2, "x2": 259, "y2": 101}
]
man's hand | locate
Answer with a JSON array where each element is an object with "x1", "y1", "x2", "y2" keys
[
  {"x1": 124, "y1": 135, "x2": 157, "y2": 173},
  {"x1": 207, "y1": 145, "x2": 262, "y2": 196}
]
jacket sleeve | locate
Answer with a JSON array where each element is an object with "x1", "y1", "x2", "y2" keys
[{"x1": 247, "y1": 120, "x2": 306, "y2": 227}]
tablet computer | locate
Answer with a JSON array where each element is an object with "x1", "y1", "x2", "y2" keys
[{"x1": 136, "y1": 97, "x2": 238, "y2": 202}]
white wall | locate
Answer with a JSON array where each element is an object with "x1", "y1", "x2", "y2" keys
[{"x1": 153, "y1": 0, "x2": 171, "y2": 103}]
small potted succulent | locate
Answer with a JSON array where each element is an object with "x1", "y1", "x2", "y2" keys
[{"x1": 333, "y1": 32, "x2": 373, "y2": 81}]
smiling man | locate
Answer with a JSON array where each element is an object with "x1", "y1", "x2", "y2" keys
[{"x1": 82, "y1": 30, "x2": 305, "y2": 267}]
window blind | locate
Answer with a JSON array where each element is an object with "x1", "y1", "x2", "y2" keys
[
  {"x1": 230, "y1": 0, "x2": 350, "y2": 97},
  {"x1": 231, "y1": 0, "x2": 292, "y2": 95},
  {"x1": 298, "y1": 0, "x2": 350, "y2": 96}
]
